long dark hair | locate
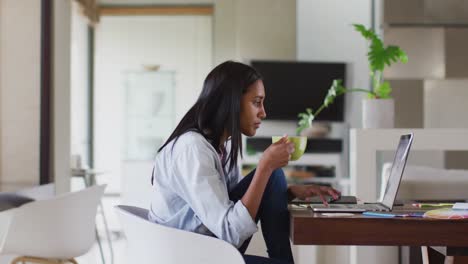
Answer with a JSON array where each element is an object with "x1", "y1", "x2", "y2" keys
[{"x1": 158, "y1": 61, "x2": 262, "y2": 172}]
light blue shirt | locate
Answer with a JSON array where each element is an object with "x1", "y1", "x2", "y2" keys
[{"x1": 148, "y1": 131, "x2": 258, "y2": 248}]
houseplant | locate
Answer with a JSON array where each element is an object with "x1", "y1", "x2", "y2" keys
[{"x1": 297, "y1": 24, "x2": 408, "y2": 134}]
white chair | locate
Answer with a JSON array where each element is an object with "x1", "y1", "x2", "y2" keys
[
  {"x1": 0, "y1": 185, "x2": 106, "y2": 264},
  {"x1": 115, "y1": 205, "x2": 245, "y2": 264}
]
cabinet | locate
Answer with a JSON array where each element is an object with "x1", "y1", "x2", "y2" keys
[{"x1": 123, "y1": 71, "x2": 175, "y2": 161}]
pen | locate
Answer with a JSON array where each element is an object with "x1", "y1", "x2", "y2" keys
[
  {"x1": 412, "y1": 203, "x2": 453, "y2": 208},
  {"x1": 363, "y1": 212, "x2": 408, "y2": 218},
  {"x1": 407, "y1": 212, "x2": 425, "y2": 218}
]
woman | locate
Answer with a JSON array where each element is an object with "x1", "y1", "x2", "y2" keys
[{"x1": 149, "y1": 61, "x2": 340, "y2": 264}]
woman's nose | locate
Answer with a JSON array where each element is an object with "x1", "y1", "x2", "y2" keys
[{"x1": 259, "y1": 106, "x2": 267, "y2": 119}]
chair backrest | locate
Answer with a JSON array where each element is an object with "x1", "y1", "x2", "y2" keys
[
  {"x1": 15, "y1": 183, "x2": 55, "y2": 200},
  {"x1": 115, "y1": 205, "x2": 245, "y2": 264},
  {"x1": 0, "y1": 185, "x2": 105, "y2": 259}
]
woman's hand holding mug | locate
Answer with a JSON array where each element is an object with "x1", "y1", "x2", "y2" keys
[{"x1": 259, "y1": 135, "x2": 295, "y2": 172}]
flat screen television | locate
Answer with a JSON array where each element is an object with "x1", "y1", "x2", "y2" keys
[{"x1": 251, "y1": 60, "x2": 346, "y2": 121}]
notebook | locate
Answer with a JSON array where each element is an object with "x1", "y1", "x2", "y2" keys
[{"x1": 312, "y1": 133, "x2": 414, "y2": 213}]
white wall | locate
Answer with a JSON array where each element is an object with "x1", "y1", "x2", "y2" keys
[
  {"x1": 384, "y1": 28, "x2": 445, "y2": 79},
  {"x1": 425, "y1": 80, "x2": 468, "y2": 128},
  {"x1": 297, "y1": 0, "x2": 372, "y2": 129},
  {"x1": 0, "y1": 1, "x2": 2, "y2": 185},
  {"x1": 53, "y1": 0, "x2": 72, "y2": 194},
  {"x1": 100, "y1": 0, "x2": 212, "y2": 4},
  {"x1": 0, "y1": 0, "x2": 72, "y2": 194},
  {"x1": 99, "y1": 0, "x2": 296, "y2": 64},
  {"x1": 425, "y1": 79, "x2": 468, "y2": 169},
  {"x1": 71, "y1": 1, "x2": 91, "y2": 168},
  {"x1": 94, "y1": 15, "x2": 213, "y2": 198},
  {"x1": 213, "y1": 0, "x2": 296, "y2": 63},
  {"x1": 212, "y1": 0, "x2": 237, "y2": 63},
  {"x1": 235, "y1": 0, "x2": 296, "y2": 61},
  {"x1": 0, "y1": 0, "x2": 41, "y2": 189}
]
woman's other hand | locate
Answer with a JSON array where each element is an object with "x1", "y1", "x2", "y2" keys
[
  {"x1": 288, "y1": 184, "x2": 341, "y2": 206},
  {"x1": 259, "y1": 135, "x2": 295, "y2": 172}
]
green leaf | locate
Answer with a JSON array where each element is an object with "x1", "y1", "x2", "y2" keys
[
  {"x1": 353, "y1": 24, "x2": 375, "y2": 40},
  {"x1": 354, "y1": 24, "x2": 408, "y2": 72},
  {"x1": 296, "y1": 108, "x2": 315, "y2": 135},
  {"x1": 375, "y1": 81, "x2": 392, "y2": 99},
  {"x1": 324, "y1": 79, "x2": 345, "y2": 107},
  {"x1": 368, "y1": 41, "x2": 386, "y2": 71}
]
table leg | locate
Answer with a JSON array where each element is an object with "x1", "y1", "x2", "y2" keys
[
  {"x1": 422, "y1": 246, "x2": 429, "y2": 264},
  {"x1": 79, "y1": 173, "x2": 114, "y2": 264},
  {"x1": 99, "y1": 200, "x2": 114, "y2": 264},
  {"x1": 422, "y1": 246, "x2": 447, "y2": 264},
  {"x1": 96, "y1": 228, "x2": 106, "y2": 264},
  {"x1": 421, "y1": 246, "x2": 468, "y2": 264},
  {"x1": 83, "y1": 176, "x2": 106, "y2": 264},
  {"x1": 445, "y1": 256, "x2": 454, "y2": 264}
]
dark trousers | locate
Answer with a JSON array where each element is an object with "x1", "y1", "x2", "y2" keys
[{"x1": 228, "y1": 169, "x2": 294, "y2": 264}]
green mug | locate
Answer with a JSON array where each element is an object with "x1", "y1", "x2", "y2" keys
[{"x1": 271, "y1": 136, "x2": 307, "y2": 161}]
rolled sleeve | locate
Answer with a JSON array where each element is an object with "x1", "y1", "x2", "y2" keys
[
  {"x1": 231, "y1": 200, "x2": 258, "y2": 239},
  {"x1": 171, "y1": 145, "x2": 258, "y2": 248}
]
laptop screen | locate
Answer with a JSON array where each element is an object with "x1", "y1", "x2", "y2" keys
[{"x1": 381, "y1": 134, "x2": 414, "y2": 209}]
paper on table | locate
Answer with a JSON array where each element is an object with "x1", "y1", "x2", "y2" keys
[
  {"x1": 453, "y1": 203, "x2": 468, "y2": 210},
  {"x1": 321, "y1": 213, "x2": 355, "y2": 217},
  {"x1": 424, "y1": 208, "x2": 468, "y2": 219}
]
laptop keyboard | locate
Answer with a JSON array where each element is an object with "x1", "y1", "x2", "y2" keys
[
  {"x1": 350, "y1": 204, "x2": 388, "y2": 211},
  {"x1": 327, "y1": 204, "x2": 388, "y2": 211},
  {"x1": 355, "y1": 204, "x2": 388, "y2": 211}
]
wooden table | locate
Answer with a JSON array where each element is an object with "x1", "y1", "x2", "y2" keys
[{"x1": 290, "y1": 207, "x2": 468, "y2": 263}]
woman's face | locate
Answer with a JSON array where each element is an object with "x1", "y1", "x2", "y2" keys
[{"x1": 240, "y1": 80, "x2": 267, "y2": 136}]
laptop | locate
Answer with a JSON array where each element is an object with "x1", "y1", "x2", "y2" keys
[{"x1": 312, "y1": 133, "x2": 414, "y2": 213}]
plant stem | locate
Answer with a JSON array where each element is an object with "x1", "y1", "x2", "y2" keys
[
  {"x1": 312, "y1": 88, "x2": 375, "y2": 117},
  {"x1": 345, "y1": 88, "x2": 376, "y2": 95},
  {"x1": 313, "y1": 103, "x2": 328, "y2": 118},
  {"x1": 372, "y1": 70, "x2": 382, "y2": 95}
]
